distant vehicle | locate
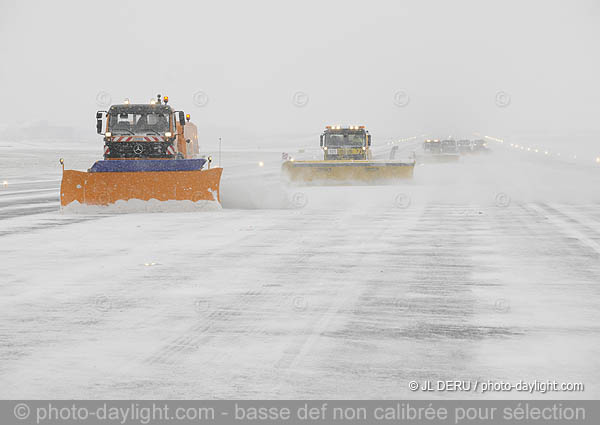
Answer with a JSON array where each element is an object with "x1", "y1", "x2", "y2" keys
[
  {"x1": 472, "y1": 139, "x2": 489, "y2": 153},
  {"x1": 281, "y1": 125, "x2": 415, "y2": 184},
  {"x1": 441, "y1": 139, "x2": 458, "y2": 154},
  {"x1": 423, "y1": 139, "x2": 442, "y2": 154},
  {"x1": 418, "y1": 138, "x2": 459, "y2": 163},
  {"x1": 457, "y1": 139, "x2": 472, "y2": 153}
]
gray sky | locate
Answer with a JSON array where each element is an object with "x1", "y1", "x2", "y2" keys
[{"x1": 1, "y1": 0, "x2": 599, "y2": 144}]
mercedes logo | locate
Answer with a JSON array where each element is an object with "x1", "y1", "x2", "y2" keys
[{"x1": 133, "y1": 144, "x2": 144, "y2": 155}]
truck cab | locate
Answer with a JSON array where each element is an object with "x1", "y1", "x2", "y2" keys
[
  {"x1": 457, "y1": 139, "x2": 472, "y2": 153},
  {"x1": 472, "y1": 139, "x2": 489, "y2": 152},
  {"x1": 96, "y1": 95, "x2": 193, "y2": 160},
  {"x1": 441, "y1": 139, "x2": 458, "y2": 154},
  {"x1": 423, "y1": 139, "x2": 441, "y2": 154},
  {"x1": 320, "y1": 126, "x2": 372, "y2": 160}
]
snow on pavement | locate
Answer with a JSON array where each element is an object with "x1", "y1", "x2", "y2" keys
[{"x1": 1, "y1": 145, "x2": 600, "y2": 398}]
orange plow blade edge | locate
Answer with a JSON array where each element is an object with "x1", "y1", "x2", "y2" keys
[{"x1": 60, "y1": 168, "x2": 223, "y2": 207}]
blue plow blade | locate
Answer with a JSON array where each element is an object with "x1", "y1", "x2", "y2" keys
[{"x1": 89, "y1": 159, "x2": 207, "y2": 173}]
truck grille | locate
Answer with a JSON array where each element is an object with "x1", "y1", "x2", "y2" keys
[{"x1": 104, "y1": 142, "x2": 175, "y2": 159}]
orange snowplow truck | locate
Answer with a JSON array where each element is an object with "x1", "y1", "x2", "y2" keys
[{"x1": 60, "y1": 94, "x2": 222, "y2": 207}]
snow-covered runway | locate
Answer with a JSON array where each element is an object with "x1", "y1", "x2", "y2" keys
[{"x1": 1, "y1": 145, "x2": 599, "y2": 398}]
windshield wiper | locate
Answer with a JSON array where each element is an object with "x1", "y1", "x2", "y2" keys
[
  {"x1": 113, "y1": 129, "x2": 134, "y2": 135},
  {"x1": 144, "y1": 129, "x2": 161, "y2": 136}
]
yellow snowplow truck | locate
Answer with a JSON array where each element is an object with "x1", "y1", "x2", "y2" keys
[{"x1": 281, "y1": 125, "x2": 415, "y2": 184}]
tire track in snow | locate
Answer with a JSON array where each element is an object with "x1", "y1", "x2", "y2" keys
[
  {"x1": 141, "y1": 212, "x2": 322, "y2": 367},
  {"x1": 301, "y1": 203, "x2": 521, "y2": 397},
  {"x1": 144, "y1": 288, "x2": 269, "y2": 365},
  {"x1": 528, "y1": 203, "x2": 600, "y2": 256},
  {"x1": 273, "y1": 206, "x2": 424, "y2": 375}
]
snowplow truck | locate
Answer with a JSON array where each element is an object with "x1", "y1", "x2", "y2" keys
[
  {"x1": 472, "y1": 139, "x2": 490, "y2": 153},
  {"x1": 281, "y1": 126, "x2": 415, "y2": 184},
  {"x1": 418, "y1": 138, "x2": 460, "y2": 163},
  {"x1": 60, "y1": 95, "x2": 222, "y2": 207}
]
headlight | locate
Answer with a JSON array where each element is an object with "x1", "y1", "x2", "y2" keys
[
  {"x1": 105, "y1": 132, "x2": 112, "y2": 137},
  {"x1": 323, "y1": 146, "x2": 328, "y2": 150},
  {"x1": 165, "y1": 132, "x2": 172, "y2": 138}
]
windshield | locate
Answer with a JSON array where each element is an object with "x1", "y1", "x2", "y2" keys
[
  {"x1": 325, "y1": 133, "x2": 365, "y2": 147},
  {"x1": 108, "y1": 111, "x2": 171, "y2": 135}
]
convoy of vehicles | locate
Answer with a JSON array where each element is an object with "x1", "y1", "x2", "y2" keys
[
  {"x1": 58, "y1": 93, "x2": 492, "y2": 210},
  {"x1": 420, "y1": 137, "x2": 491, "y2": 162}
]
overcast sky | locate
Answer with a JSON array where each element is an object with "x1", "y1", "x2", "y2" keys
[{"x1": 1, "y1": 0, "x2": 599, "y2": 144}]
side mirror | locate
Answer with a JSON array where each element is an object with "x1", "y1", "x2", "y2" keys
[
  {"x1": 96, "y1": 111, "x2": 105, "y2": 134},
  {"x1": 320, "y1": 135, "x2": 324, "y2": 147},
  {"x1": 367, "y1": 135, "x2": 372, "y2": 146},
  {"x1": 179, "y1": 111, "x2": 185, "y2": 127}
]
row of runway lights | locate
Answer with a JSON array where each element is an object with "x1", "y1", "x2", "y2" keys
[{"x1": 483, "y1": 136, "x2": 600, "y2": 164}]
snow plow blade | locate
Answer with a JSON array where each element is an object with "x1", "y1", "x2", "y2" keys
[
  {"x1": 60, "y1": 159, "x2": 222, "y2": 207},
  {"x1": 282, "y1": 160, "x2": 414, "y2": 185},
  {"x1": 417, "y1": 154, "x2": 460, "y2": 164}
]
